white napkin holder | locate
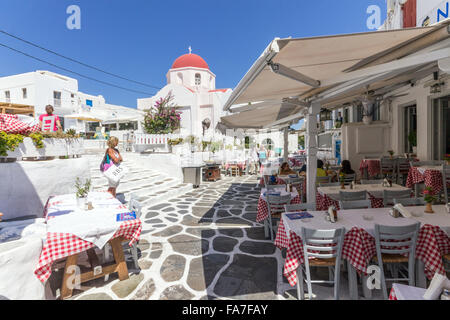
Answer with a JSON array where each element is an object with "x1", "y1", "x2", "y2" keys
[
  {"x1": 392, "y1": 204, "x2": 412, "y2": 218},
  {"x1": 423, "y1": 273, "x2": 450, "y2": 300},
  {"x1": 327, "y1": 206, "x2": 336, "y2": 223}
]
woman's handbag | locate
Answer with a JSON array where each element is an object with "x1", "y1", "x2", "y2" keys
[
  {"x1": 100, "y1": 153, "x2": 113, "y2": 172},
  {"x1": 103, "y1": 163, "x2": 128, "y2": 184}
]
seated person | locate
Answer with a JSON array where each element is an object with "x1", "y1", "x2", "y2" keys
[
  {"x1": 298, "y1": 160, "x2": 328, "y2": 177},
  {"x1": 339, "y1": 160, "x2": 355, "y2": 176},
  {"x1": 279, "y1": 162, "x2": 296, "y2": 175},
  {"x1": 317, "y1": 159, "x2": 327, "y2": 177}
]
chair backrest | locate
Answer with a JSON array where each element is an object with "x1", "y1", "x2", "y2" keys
[
  {"x1": 383, "y1": 189, "x2": 412, "y2": 207},
  {"x1": 316, "y1": 176, "x2": 331, "y2": 185},
  {"x1": 285, "y1": 203, "x2": 316, "y2": 212},
  {"x1": 341, "y1": 173, "x2": 356, "y2": 185},
  {"x1": 413, "y1": 160, "x2": 445, "y2": 167},
  {"x1": 300, "y1": 227, "x2": 345, "y2": 261},
  {"x1": 380, "y1": 158, "x2": 397, "y2": 173},
  {"x1": 339, "y1": 190, "x2": 367, "y2": 201},
  {"x1": 397, "y1": 158, "x2": 411, "y2": 174},
  {"x1": 41, "y1": 116, "x2": 55, "y2": 132},
  {"x1": 128, "y1": 196, "x2": 143, "y2": 219},
  {"x1": 267, "y1": 194, "x2": 292, "y2": 215},
  {"x1": 360, "y1": 179, "x2": 384, "y2": 185},
  {"x1": 319, "y1": 182, "x2": 341, "y2": 187},
  {"x1": 393, "y1": 197, "x2": 426, "y2": 206},
  {"x1": 443, "y1": 164, "x2": 450, "y2": 203},
  {"x1": 374, "y1": 223, "x2": 420, "y2": 257},
  {"x1": 339, "y1": 200, "x2": 372, "y2": 210},
  {"x1": 265, "y1": 185, "x2": 285, "y2": 191}
]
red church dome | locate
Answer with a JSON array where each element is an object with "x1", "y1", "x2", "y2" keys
[{"x1": 171, "y1": 53, "x2": 209, "y2": 70}]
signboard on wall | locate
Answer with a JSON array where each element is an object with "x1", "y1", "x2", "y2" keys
[{"x1": 418, "y1": 0, "x2": 449, "y2": 26}]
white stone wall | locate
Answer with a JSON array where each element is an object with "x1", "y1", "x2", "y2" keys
[{"x1": 0, "y1": 158, "x2": 91, "y2": 221}]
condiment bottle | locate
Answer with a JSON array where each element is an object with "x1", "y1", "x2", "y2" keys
[{"x1": 441, "y1": 289, "x2": 450, "y2": 300}]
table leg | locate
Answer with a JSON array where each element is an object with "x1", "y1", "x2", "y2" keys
[
  {"x1": 110, "y1": 237, "x2": 129, "y2": 281},
  {"x1": 347, "y1": 261, "x2": 358, "y2": 300},
  {"x1": 61, "y1": 254, "x2": 79, "y2": 299},
  {"x1": 416, "y1": 259, "x2": 427, "y2": 288}
]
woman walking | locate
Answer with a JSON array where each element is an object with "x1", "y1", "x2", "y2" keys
[{"x1": 103, "y1": 136, "x2": 123, "y2": 197}]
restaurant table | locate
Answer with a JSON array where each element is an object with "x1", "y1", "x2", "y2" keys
[
  {"x1": 388, "y1": 283, "x2": 427, "y2": 300},
  {"x1": 406, "y1": 166, "x2": 444, "y2": 196},
  {"x1": 35, "y1": 192, "x2": 142, "y2": 299},
  {"x1": 316, "y1": 184, "x2": 411, "y2": 211},
  {"x1": 359, "y1": 159, "x2": 381, "y2": 180},
  {"x1": 275, "y1": 205, "x2": 450, "y2": 299},
  {"x1": 256, "y1": 187, "x2": 301, "y2": 223}
]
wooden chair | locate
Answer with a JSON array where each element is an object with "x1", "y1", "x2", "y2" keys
[
  {"x1": 397, "y1": 158, "x2": 411, "y2": 185},
  {"x1": 285, "y1": 203, "x2": 316, "y2": 212},
  {"x1": 360, "y1": 179, "x2": 384, "y2": 185},
  {"x1": 339, "y1": 200, "x2": 372, "y2": 210},
  {"x1": 316, "y1": 176, "x2": 331, "y2": 185},
  {"x1": 298, "y1": 227, "x2": 345, "y2": 300},
  {"x1": 393, "y1": 197, "x2": 426, "y2": 206},
  {"x1": 383, "y1": 189, "x2": 412, "y2": 207},
  {"x1": 339, "y1": 190, "x2": 367, "y2": 201},
  {"x1": 380, "y1": 157, "x2": 397, "y2": 180},
  {"x1": 441, "y1": 164, "x2": 450, "y2": 204},
  {"x1": 265, "y1": 194, "x2": 291, "y2": 241},
  {"x1": 229, "y1": 165, "x2": 241, "y2": 177},
  {"x1": 372, "y1": 223, "x2": 420, "y2": 299}
]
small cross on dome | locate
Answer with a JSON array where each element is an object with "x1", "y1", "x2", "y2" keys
[{"x1": 188, "y1": 46, "x2": 192, "y2": 54}]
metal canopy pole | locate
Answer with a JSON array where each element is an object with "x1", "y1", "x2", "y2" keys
[{"x1": 306, "y1": 102, "x2": 321, "y2": 206}]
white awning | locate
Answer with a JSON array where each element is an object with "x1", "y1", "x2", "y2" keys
[
  {"x1": 223, "y1": 23, "x2": 450, "y2": 111},
  {"x1": 220, "y1": 102, "x2": 305, "y2": 129}
]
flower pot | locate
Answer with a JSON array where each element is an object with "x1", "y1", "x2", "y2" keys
[
  {"x1": 362, "y1": 116, "x2": 372, "y2": 125},
  {"x1": 424, "y1": 202, "x2": 435, "y2": 214},
  {"x1": 76, "y1": 196, "x2": 87, "y2": 210}
]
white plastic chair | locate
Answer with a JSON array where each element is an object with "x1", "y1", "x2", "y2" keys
[
  {"x1": 298, "y1": 227, "x2": 345, "y2": 300},
  {"x1": 265, "y1": 194, "x2": 291, "y2": 241},
  {"x1": 383, "y1": 189, "x2": 412, "y2": 207},
  {"x1": 360, "y1": 179, "x2": 384, "y2": 185},
  {"x1": 339, "y1": 190, "x2": 367, "y2": 202},
  {"x1": 393, "y1": 197, "x2": 426, "y2": 206}
]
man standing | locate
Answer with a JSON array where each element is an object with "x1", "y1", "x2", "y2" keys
[{"x1": 39, "y1": 105, "x2": 62, "y2": 132}]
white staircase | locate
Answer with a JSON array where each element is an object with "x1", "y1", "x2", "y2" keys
[{"x1": 85, "y1": 153, "x2": 192, "y2": 206}]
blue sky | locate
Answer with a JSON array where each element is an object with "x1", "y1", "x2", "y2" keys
[{"x1": 0, "y1": 0, "x2": 386, "y2": 109}]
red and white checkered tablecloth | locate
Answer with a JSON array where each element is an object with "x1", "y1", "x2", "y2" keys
[
  {"x1": 406, "y1": 167, "x2": 444, "y2": 195},
  {"x1": 256, "y1": 193, "x2": 301, "y2": 223},
  {"x1": 359, "y1": 159, "x2": 381, "y2": 179},
  {"x1": 416, "y1": 224, "x2": 450, "y2": 280},
  {"x1": 276, "y1": 221, "x2": 450, "y2": 286},
  {"x1": 35, "y1": 219, "x2": 142, "y2": 283},
  {"x1": 389, "y1": 288, "x2": 398, "y2": 300},
  {"x1": 316, "y1": 191, "x2": 385, "y2": 211},
  {"x1": 0, "y1": 114, "x2": 40, "y2": 134}
]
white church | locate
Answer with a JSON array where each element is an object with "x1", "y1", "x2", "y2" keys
[{"x1": 137, "y1": 50, "x2": 232, "y2": 140}]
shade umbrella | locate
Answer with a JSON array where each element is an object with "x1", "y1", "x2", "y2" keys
[{"x1": 65, "y1": 113, "x2": 106, "y2": 122}]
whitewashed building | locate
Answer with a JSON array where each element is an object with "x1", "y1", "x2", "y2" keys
[
  {"x1": 137, "y1": 51, "x2": 232, "y2": 140},
  {"x1": 0, "y1": 70, "x2": 140, "y2": 134}
]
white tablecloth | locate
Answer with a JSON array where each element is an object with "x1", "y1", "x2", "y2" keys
[
  {"x1": 45, "y1": 192, "x2": 129, "y2": 249},
  {"x1": 318, "y1": 184, "x2": 411, "y2": 201},
  {"x1": 260, "y1": 187, "x2": 298, "y2": 202},
  {"x1": 283, "y1": 205, "x2": 450, "y2": 239},
  {"x1": 392, "y1": 283, "x2": 427, "y2": 300}
]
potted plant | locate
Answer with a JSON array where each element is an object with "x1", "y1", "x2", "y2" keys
[
  {"x1": 423, "y1": 187, "x2": 436, "y2": 214},
  {"x1": 75, "y1": 178, "x2": 92, "y2": 209},
  {"x1": 445, "y1": 154, "x2": 450, "y2": 165},
  {"x1": 408, "y1": 131, "x2": 417, "y2": 154},
  {"x1": 388, "y1": 150, "x2": 395, "y2": 159}
]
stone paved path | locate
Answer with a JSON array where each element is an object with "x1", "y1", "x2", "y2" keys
[{"x1": 46, "y1": 175, "x2": 383, "y2": 300}]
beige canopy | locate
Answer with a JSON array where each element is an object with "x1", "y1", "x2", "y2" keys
[{"x1": 223, "y1": 22, "x2": 450, "y2": 112}]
